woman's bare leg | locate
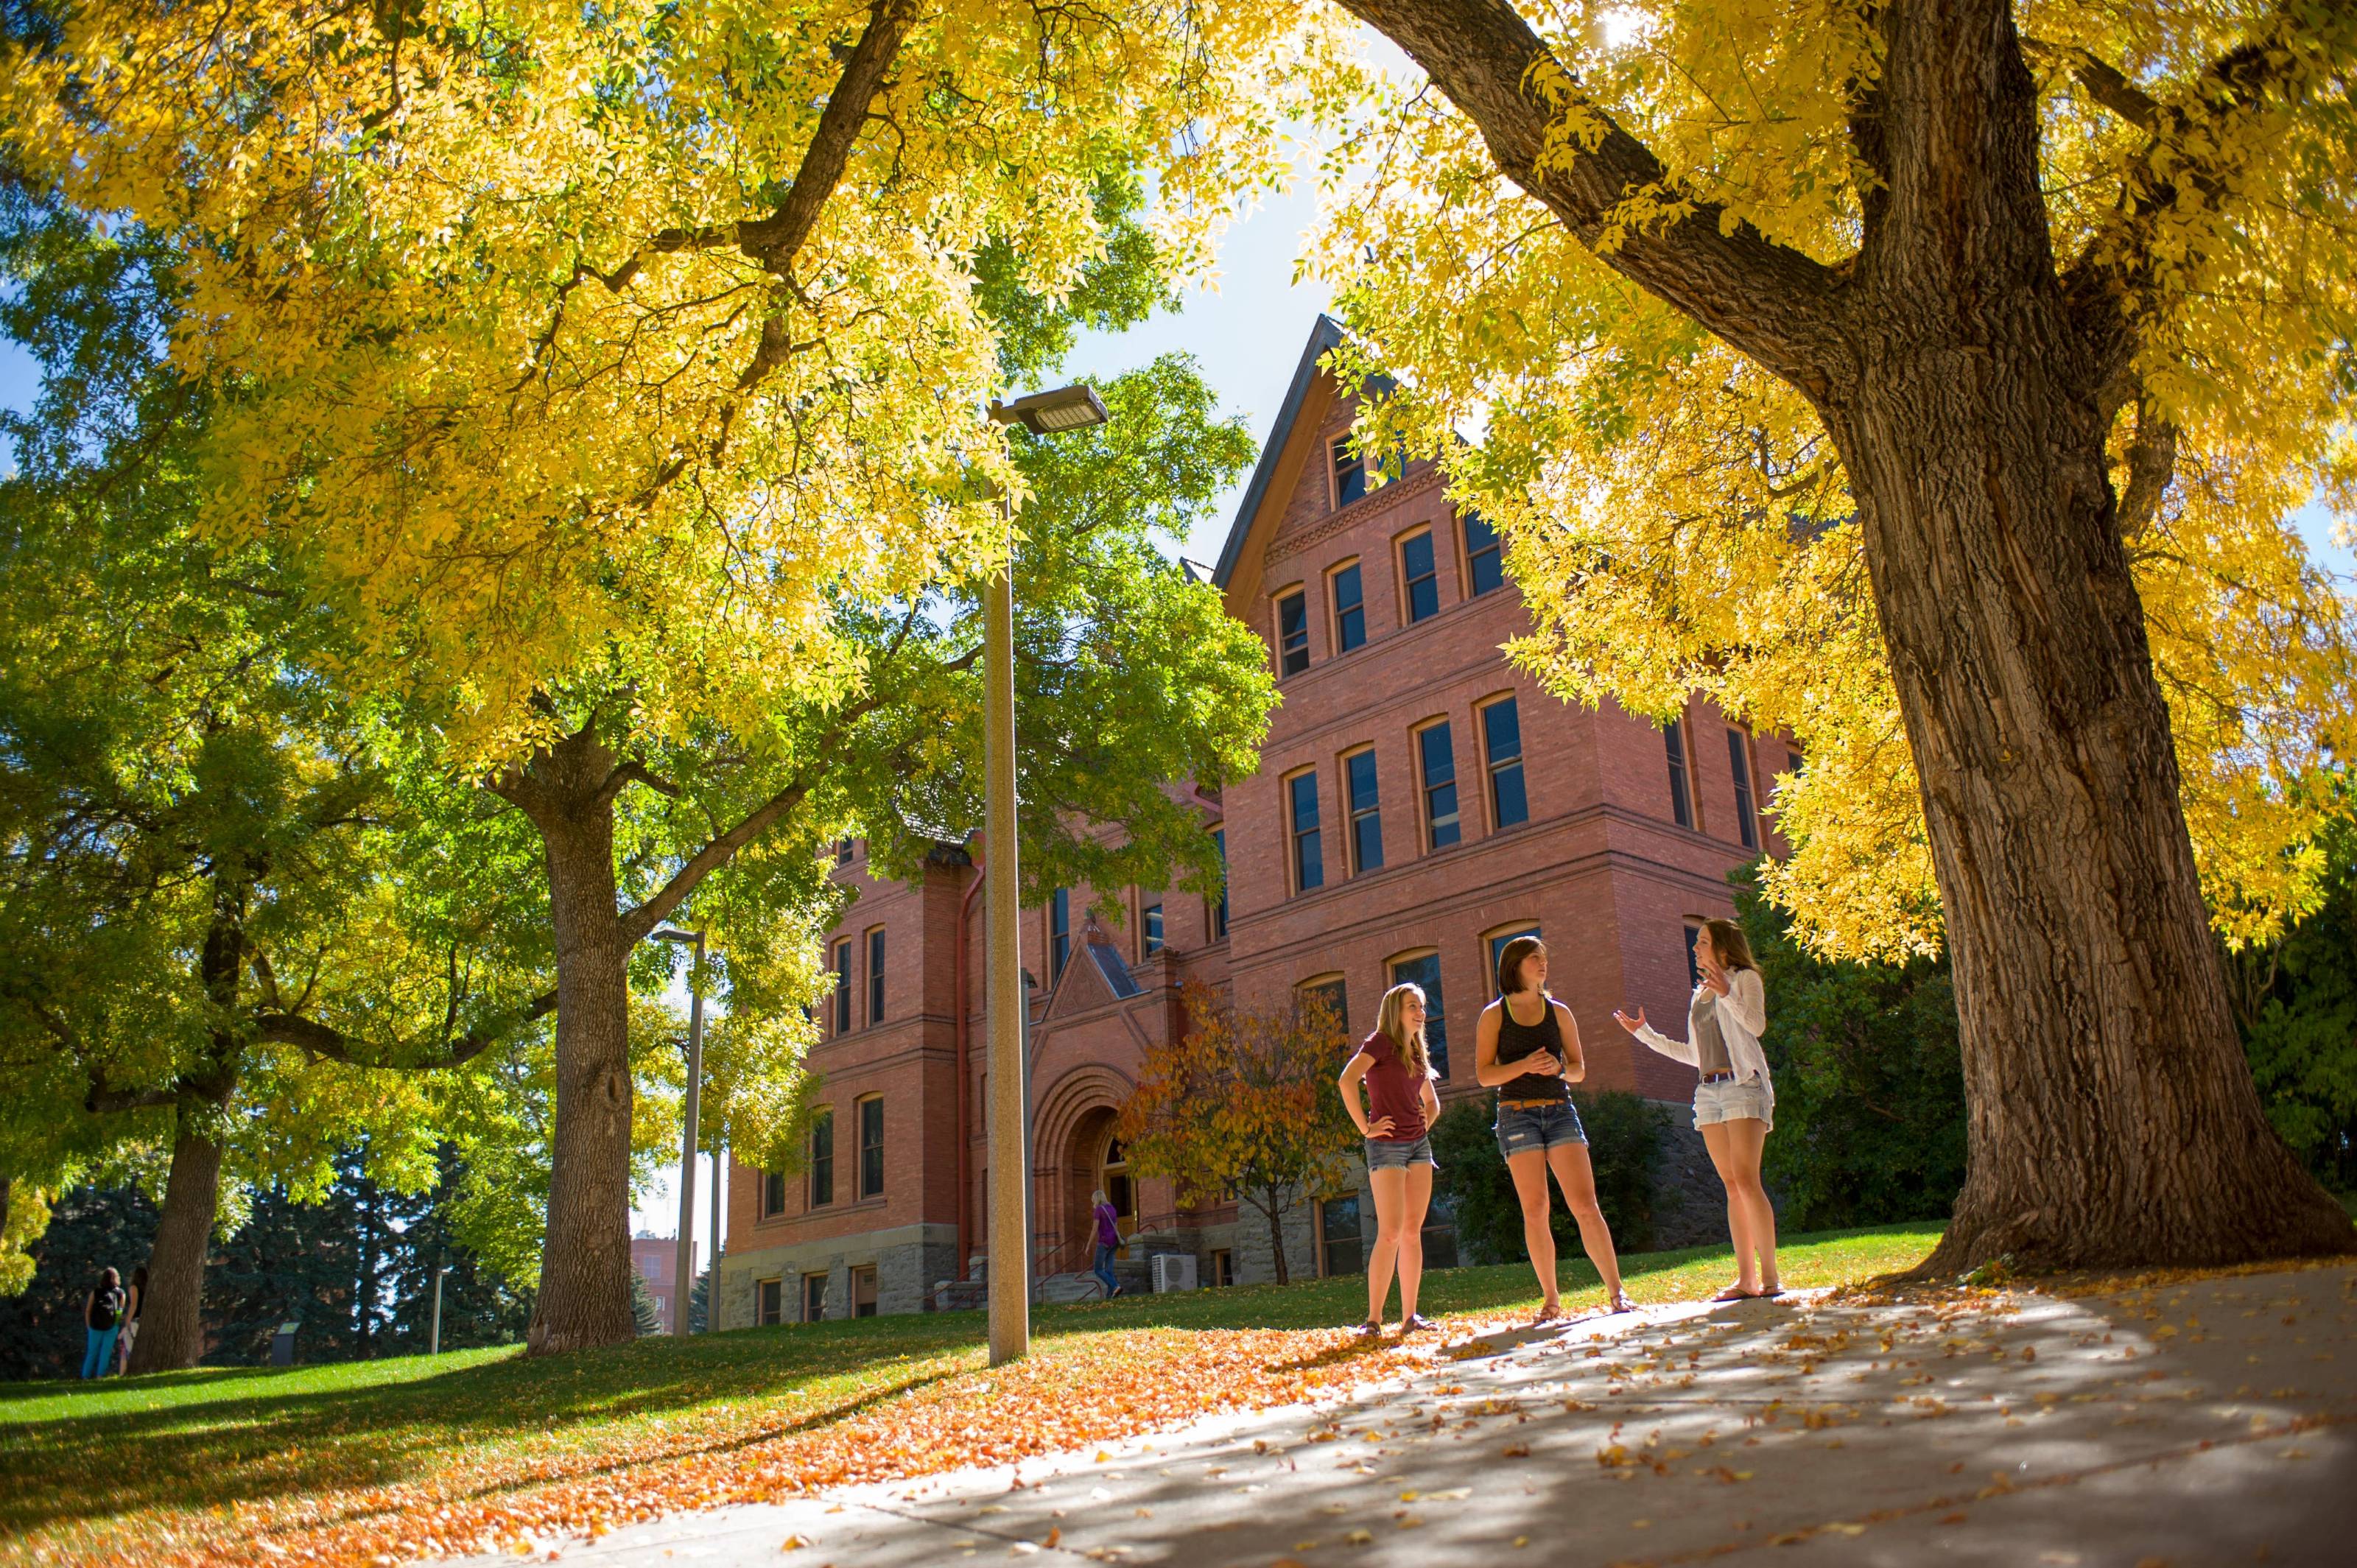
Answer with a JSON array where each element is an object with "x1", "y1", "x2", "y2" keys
[
  {"x1": 1698, "y1": 1122, "x2": 1761, "y2": 1294},
  {"x1": 1397, "y1": 1163, "x2": 1433, "y2": 1318},
  {"x1": 1721, "y1": 1117, "x2": 1779, "y2": 1289},
  {"x1": 1547, "y1": 1143, "x2": 1626, "y2": 1301},
  {"x1": 1505, "y1": 1149, "x2": 1559, "y2": 1311},
  {"x1": 1365, "y1": 1166, "x2": 1408, "y2": 1323}
]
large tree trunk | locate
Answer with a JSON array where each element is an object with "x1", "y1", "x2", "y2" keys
[
  {"x1": 1337, "y1": 0, "x2": 2352, "y2": 1272},
  {"x1": 127, "y1": 1105, "x2": 228, "y2": 1371},
  {"x1": 505, "y1": 731, "x2": 638, "y2": 1355},
  {"x1": 1833, "y1": 1, "x2": 2350, "y2": 1273}
]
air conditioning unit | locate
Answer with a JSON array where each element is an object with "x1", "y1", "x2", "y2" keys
[{"x1": 1151, "y1": 1254, "x2": 1198, "y2": 1293}]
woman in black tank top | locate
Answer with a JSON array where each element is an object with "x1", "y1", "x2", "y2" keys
[{"x1": 1474, "y1": 935, "x2": 1631, "y2": 1323}]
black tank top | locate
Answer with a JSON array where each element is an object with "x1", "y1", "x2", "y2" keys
[{"x1": 1494, "y1": 995, "x2": 1570, "y2": 1102}]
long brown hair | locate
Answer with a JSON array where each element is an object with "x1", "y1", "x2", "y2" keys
[
  {"x1": 1496, "y1": 934, "x2": 1546, "y2": 996},
  {"x1": 1701, "y1": 918, "x2": 1757, "y2": 973},
  {"x1": 1374, "y1": 982, "x2": 1436, "y2": 1081}
]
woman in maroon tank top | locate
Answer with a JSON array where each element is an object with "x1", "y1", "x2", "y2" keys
[{"x1": 1337, "y1": 982, "x2": 1444, "y2": 1336}]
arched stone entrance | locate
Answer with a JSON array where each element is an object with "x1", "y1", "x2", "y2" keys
[{"x1": 1032, "y1": 1064, "x2": 1137, "y2": 1277}]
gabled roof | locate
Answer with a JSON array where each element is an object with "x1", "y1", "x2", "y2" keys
[{"x1": 1210, "y1": 314, "x2": 1346, "y2": 588}]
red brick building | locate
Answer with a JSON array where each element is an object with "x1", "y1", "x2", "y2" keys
[
  {"x1": 714, "y1": 317, "x2": 1790, "y2": 1324},
  {"x1": 629, "y1": 1234, "x2": 680, "y2": 1335}
]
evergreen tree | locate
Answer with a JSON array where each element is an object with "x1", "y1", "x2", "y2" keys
[
  {"x1": 0, "y1": 1184, "x2": 156, "y2": 1381},
  {"x1": 628, "y1": 1269, "x2": 663, "y2": 1338}
]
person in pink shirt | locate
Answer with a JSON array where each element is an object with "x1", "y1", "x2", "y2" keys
[
  {"x1": 1337, "y1": 982, "x2": 1444, "y2": 1336},
  {"x1": 1090, "y1": 1189, "x2": 1123, "y2": 1298}
]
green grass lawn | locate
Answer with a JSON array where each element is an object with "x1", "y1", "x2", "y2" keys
[{"x1": 0, "y1": 1223, "x2": 1941, "y2": 1565}]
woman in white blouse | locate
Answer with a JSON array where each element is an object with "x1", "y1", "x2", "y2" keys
[{"x1": 1615, "y1": 918, "x2": 1780, "y2": 1300}]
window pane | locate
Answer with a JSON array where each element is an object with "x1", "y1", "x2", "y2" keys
[
  {"x1": 1277, "y1": 591, "x2": 1310, "y2": 676},
  {"x1": 1332, "y1": 436, "x2": 1366, "y2": 507},
  {"x1": 1727, "y1": 728, "x2": 1757, "y2": 848},
  {"x1": 859, "y1": 1098, "x2": 885, "y2": 1198},
  {"x1": 1685, "y1": 924, "x2": 1702, "y2": 988},
  {"x1": 1390, "y1": 951, "x2": 1448, "y2": 1079},
  {"x1": 1212, "y1": 828, "x2": 1228, "y2": 937},
  {"x1": 1320, "y1": 1196, "x2": 1363, "y2": 1277},
  {"x1": 763, "y1": 1170, "x2": 786, "y2": 1217},
  {"x1": 1346, "y1": 750, "x2": 1383, "y2": 873},
  {"x1": 867, "y1": 928, "x2": 885, "y2": 1022},
  {"x1": 758, "y1": 1277, "x2": 782, "y2": 1326},
  {"x1": 1464, "y1": 512, "x2": 1503, "y2": 595},
  {"x1": 1402, "y1": 532, "x2": 1439, "y2": 622},
  {"x1": 803, "y1": 1273, "x2": 827, "y2": 1323},
  {"x1": 1143, "y1": 904, "x2": 1163, "y2": 953},
  {"x1": 1485, "y1": 699, "x2": 1528, "y2": 827},
  {"x1": 832, "y1": 942, "x2": 851, "y2": 1033},
  {"x1": 1290, "y1": 773, "x2": 1323, "y2": 891},
  {"x1": 1050, "y1": 888, "x2": 1069, "y2": 981},
  {"x1": 1665, "y1": 720, "x2": 1693, "y2": 829},
  {"x1": 1419, "y1": 723, "x2": 1459, "y2": 848},
  {"x1": 1300, "y1": 978, "x2": 1348, "y2": 1036},
  {"x1": 1333, "y1": 563, "x2": 1366, "y2": 651},
  {"x1": 809, "y1": 1111, "x2": 834, "y2": 1206}
]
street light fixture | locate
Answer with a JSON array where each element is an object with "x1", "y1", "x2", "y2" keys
[
  {"x1": 651, "y1": 925, "x2": 706, "y2": 1337},
  {"x1": 983, "y1": 383, "x2": 1106, "y2": 1367}
]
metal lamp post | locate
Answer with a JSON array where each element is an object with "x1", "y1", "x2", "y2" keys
[
  {"x1": 429, "y1": 1262, "x2": 452, "y2": 1355},
  {"x1": 983, "y1": 383, "x2": 1107, "y2": 1367},
  {"x1": 651, "y1": 925, "x2": 706, "y2": 1337}
]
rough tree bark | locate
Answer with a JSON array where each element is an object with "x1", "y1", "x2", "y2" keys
[
  {"x1": 1335, "y1": 0, "x2": 2353, "y2": 1269},
  {"x1": 126, "y1": 1098, "x2": 231, "y2": 1372}
]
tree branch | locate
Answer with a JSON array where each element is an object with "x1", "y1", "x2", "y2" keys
[
  {"x1": 2115, "y1": 398, "x2": 2179, "y2": 541},
  {"x1": 2023, "y1": 38, "x2": 2163, "y2": 133},
  {"x1": 591, "y1": 761, "x2": 684, "y2": 813},
  {"x1": 1330, "y1": 0, "x2": 1849, "y2": 395},
  {"x1": 256, "y1": 988, "x2": 559, "y2": 1072}
]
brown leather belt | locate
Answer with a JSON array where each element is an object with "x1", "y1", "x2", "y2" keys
[
  {"x1": 1698, "y1": 1071, "x2": 1738, "y2": 1084},
  {"x1": 1498, "y1": 1097, "x2": 1566, "y2": 1108}
]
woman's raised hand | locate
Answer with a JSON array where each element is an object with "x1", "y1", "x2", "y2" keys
[
  {"x1": 1612, "y1": 1007, "x2": 1647, "y2": 1036},
  {"x1": 1699, "y1": 962, "x2": 1731, "y2": 998}
]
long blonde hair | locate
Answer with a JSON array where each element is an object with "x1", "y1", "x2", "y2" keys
[{"x1": 1374, "y1": 982, "x2": 1436, "y2": 1082}]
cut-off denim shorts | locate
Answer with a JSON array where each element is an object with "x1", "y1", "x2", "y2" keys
[
  {"x1": 1366, "y1": 1134, "x2": 1436, "y2": 1170},
  {"x1": 1494, "y1": 1098, "x2": 1587, "y2": 1160},
  {"x1": 1693, "y1": 1075, "x2": 1774, "y2": 1132}
]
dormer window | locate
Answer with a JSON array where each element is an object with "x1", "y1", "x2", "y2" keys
[{"x1": 1332, "y1": 435, "x2": 1366, "y2": 508}]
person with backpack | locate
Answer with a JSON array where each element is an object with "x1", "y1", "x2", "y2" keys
[
  {"x1": 113, "y1": 1265, "x2": 147, "y2": 1374},
  {"x1": 82, "y1": 1267, "x2": 125, "y2": 1379}
]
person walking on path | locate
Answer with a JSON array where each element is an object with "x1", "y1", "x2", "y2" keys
[
  {"x1": 81, "y1": 1267, "x2": 125, "y2": 1379},
  {"x1": 1475, "y1": 937, "x2": 1632, "y2": 1323},
  {"x1": 1090, "y1": 1190, "x2": 1123, "y2": 1299},
  {"x1": 113, "y1": 1265, "x2": 147, "y2": 1375},
  {"x1": 1616, "y1": 918, "x2": 1780, "y2": 1300},
  {"x1": 1337, "y1": 982, "x2": 1445, "y2": 1337}
]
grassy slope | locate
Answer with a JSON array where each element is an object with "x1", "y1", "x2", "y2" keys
[{"x1": 0, "y1": 1224, "x2": 1940, "y2": 1564}]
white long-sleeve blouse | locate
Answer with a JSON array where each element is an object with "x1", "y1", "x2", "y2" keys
[{"x1": 1632, "y1": 967, "x2": 1772, "y2": 1089}]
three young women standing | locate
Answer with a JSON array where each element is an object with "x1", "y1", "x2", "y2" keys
[
  {"x1": 1617, "y1": 918, "x2": 1780, "y2": 1298},
  {"x1": 1337, "y1": 982, "x2": 1443, "y2": 1335},
  {"x1": 1475, "y1": 936, "x2": 1632, "y2": 1321}
]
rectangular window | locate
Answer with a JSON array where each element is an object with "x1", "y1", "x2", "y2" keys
[
  {"x1": 1463, "y1": 511, "x2": 1504, "y2": 596},
  {"x1": 808, "y1": 1108, "x2": 835, "y2": 1207},
  {"x1": 802, "y1": 1271, "x2": 828, "y2": 1323},
  {"x1": 1482, "y1": 697, "x2": 1529, "y2": 828},
  {"x1": 1276, "y1": 591, "x2": 1310, "y2": 677},
  {"x1": 1288, "y1": 771, "x2": 1324, "y2": 893},
  {"x1": 1727, "y1": 728, "x2": 1759, "y2": 849},
  {"x1": 1417, "y1": 722, "x2": 1460, "y2": 848},
  {"x1": 851, "y1": 1265, "x2": 879, "y2": 1318},
  {"x1": 1685, "y1": 924, "x2": 1703, "y2": 989},
  {"x1": 1050, "y1": 888, "x2": 1070, "y2": 982},
  {"x1": 857, "y1": 1097, "x2": 885, "y2": 1199},
  {"x1": 1489, "y1": 926, "x2": 1542, "y2": 995},
  {"x1": 1389, "y1": 951, "x2": 1449, "y2": 1080},
  {"x1": 1345, "y1": 748, "x2": 1383, "y2": 874},
  {"x1": 757, "y1": 1277, "x2": 784, "y2": 1326},
  {"x1": 866, "y1": 927, "x2": 886, "y2": 1024},
  {"x1": 1210, "y1": 1249, "x2": 1234, "y2": 1288},
  {"x1": 1300, "y1": 977, "x2": 1349, "y2": 1036},
  {"x1": 836, "y1": 837, "x2": 854, "y2": 865},
  {"x1": 1142, "y1": 903, "x2": 1164, "y2": 954},
  {"x1": 1400, "y1": 531, "x2": 1440, "y2": 623},
  {"x1": 1211, "y1": 828, "x2": 1229, "y2": 938},
  {"x1": 1319, "y1": 1196, "x2": 1364, "y2": 1278},
  {"x1": 1332, "y1": 435, "x2": 1366, "y2": 507},
  {"x1": 1665, "y1": 719, "x2": 1693, "y2": 829},
  {"x1": 832, "y1": 940, "x2": 851, "y2": 1033},
  {"x1": 1331, "y1": 563, "x2": 1366, "y2": 652},
  {"x1": 762, "y1": 1169, "x2": 787, "y2": 1218}
]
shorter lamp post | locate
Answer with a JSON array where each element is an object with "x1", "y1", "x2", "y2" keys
[
  {"x1": 651, "y1": 925, "x2": 706, "y2": 1337},
  {"x1": 429, "y1": 1262, "x2": 452, "y2": 1355},
  {"x1": 981, "y1": 383, "x2": 1106, "y2": 1366}
]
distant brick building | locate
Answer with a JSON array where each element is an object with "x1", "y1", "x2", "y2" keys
[
  {"x1": 714, "y1": 317, "x2": 1790, "y2": 1325},
  {"x1": 629, "y1": 1234, "x2": 679, "y2": 1334}
]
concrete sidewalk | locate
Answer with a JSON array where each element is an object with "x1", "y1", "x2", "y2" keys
[{"x1": 453, "y1": 1262, "x2": 2357, "y2": 1567}]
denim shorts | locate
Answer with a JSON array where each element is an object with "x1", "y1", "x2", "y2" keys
[
  {"x1": 1494, "y1": 1099, "x2": 1587, "y2": 1159},
  {"x1": 1694, "y1": 1076, "x2": 1774, "y2": 1132},
  {"x1": 1366, "y1": 1135, "x2": 1436, "y2": 1170}
]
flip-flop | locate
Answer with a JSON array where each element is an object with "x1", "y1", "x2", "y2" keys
[
  {"x1": 1711, "y1": 1287, "x2": 1754, "y2": 1303},
  {"x1": 1753, "y1": 1286, "x2": 1786, "y2": 1299}
]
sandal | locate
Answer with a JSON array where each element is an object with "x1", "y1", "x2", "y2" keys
[
  {"x1": 1712, "y1": 1287, "x2": 1753, "y2": 1303},
  {"x1": 1533, "y1": 1303, "x2": 1566, "y2": 1326},
  {"x1": 1754, "y1": 1284, "x2": 1785, "y2": 1299},
  {"x1": 1400, "y1": 1313, "x2": 1439, "y2": 1334},
  {"x1": 1352, "y1": 1319, "x2": 1384, "y2": 1337},
  {"x1": 1601, "y1": 1290, "x2": 1635, "y2": 1315}
]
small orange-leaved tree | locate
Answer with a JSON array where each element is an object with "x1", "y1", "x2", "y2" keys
[{"x1": 1117, "y1": 982, "x2": 1361, "y2": 1286}]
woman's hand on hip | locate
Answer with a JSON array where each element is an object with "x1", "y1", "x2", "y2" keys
[{"x1": 1366, "y1": 1115, "x2": 1396, "y2": 1139}]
